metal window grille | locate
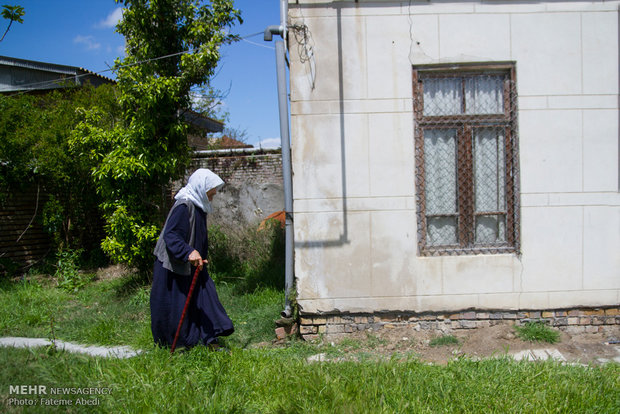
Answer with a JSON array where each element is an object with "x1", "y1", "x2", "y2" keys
[{"x1": 413, "y1": 63, "x2": 520, "y2": 256}]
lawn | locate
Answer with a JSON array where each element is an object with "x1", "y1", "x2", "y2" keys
[{"x1": 0, "y1": 272, "x2": 619, "y2": 413}]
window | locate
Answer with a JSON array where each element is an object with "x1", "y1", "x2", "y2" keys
[{"x1": 413, "y1": 63, "x2": 520, "y2": 255}]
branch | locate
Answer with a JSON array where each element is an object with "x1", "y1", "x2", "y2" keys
[
  {"x1": 0, "y1": 20, "x2": 13, "y2": 42},
  {"x1": 16, "y1": 184, "x2": 40, "y2": 244}
]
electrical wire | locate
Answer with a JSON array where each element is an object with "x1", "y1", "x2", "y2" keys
[
  {"x1": 4, "y1": 31, "x2": 267, "y2": 96},
  {"x1": 289, "y1": 6, "x2": 316, "y2": 90},
  {"x1": 242, "y1": 37, "x2": 274, "y2": 50}
]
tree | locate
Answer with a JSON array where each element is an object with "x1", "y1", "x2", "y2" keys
[
  {"x1": 0, "y1": 85, "x2": 120, "y2": 256},
  {"x1": 71, "y1": 0, "x2": 242, "y2": 274},
  {"x1": 1, "y1": 4, "x2": 25, "y2": 42}
]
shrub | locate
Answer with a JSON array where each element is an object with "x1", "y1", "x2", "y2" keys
[
  {"x1": 54, "y1": 249, "x2": 92, "y2": 293},
  {"x1": 0, "y1": 257, "x2": 19, "y2": 278}
]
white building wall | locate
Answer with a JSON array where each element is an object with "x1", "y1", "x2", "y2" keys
[{"x1": 288, "y1": 0, "x2": 620, "y2": 314}]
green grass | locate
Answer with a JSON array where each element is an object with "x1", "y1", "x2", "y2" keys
[
  {"x1": 0, "y1": 346, "x2": 618, "y2": 413},
  {"x1": 515, "y1": 321, "x2": 561, "y2": 344},
  {"x1": 0, "y1": 274, "x2": 282, "y2": 350},
  {"x1": 0, "y1": 275, "x2": 619, "y2": 412},
  {"x1": 430, "y1": 334, "x2": 460, "y2": 347}
]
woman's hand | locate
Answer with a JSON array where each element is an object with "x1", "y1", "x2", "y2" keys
[{"x1": 188, "y1": 250, "x2": 207, "y2": 270}]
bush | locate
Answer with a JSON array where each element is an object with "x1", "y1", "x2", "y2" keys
[
  {"x1": 54, "y1": 249, "x2": 92, "y2": 293},
  {"x1": 0, "y1": 257, "x2": 19, "y2": 278},
  {"x1": 0, "y1": 88, "x2": 115, "y2": 255}
]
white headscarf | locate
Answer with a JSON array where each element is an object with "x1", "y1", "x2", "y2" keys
[{"x1": 174, "y1": 168, "x2": 224, "y2": 213}]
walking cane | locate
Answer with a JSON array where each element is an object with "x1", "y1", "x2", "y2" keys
[{"x1": 170, "y1": 264, "x2": 202, "y2": 354}]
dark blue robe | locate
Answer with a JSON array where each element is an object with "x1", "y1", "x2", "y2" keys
[{"x1": 150, "y1": 204, "x2": 234, "y2": 348}]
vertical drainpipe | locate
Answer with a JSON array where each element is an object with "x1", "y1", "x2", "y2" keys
[
  {"x1": 277, "y1": 40, "x2": 294, "y2": 318},
  {"x1": 265, "y1": 0, "x2": 294, "y2": 318}
]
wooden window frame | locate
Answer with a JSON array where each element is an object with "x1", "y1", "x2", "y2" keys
[{"x1": 413, "y1": 62, "x2": 520, "y2": 256}]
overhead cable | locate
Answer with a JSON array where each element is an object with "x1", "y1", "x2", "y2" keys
[{"x1": 5, "y1": 31, "x2": 267, "y2": 96}]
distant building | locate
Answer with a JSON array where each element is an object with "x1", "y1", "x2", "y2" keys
[
  {"x1": 0, "y1": 55, "x2": 225, "y2": 136},
  {"x1": 0, "y1": 55, "x2": 115, "y2": 93},
  {"x1": 205, "y1": 135, "x2": 253, "y2": 150}
]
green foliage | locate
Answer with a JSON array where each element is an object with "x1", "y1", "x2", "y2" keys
[
  {"x1": 54, "y1": 249, "x2": 93, "y2": 293},
  {"x1": 0, "y1": 257, "x2": 19, "y2": 278},
  {"x1": 0, "y1": 4, "x2": 25, "y2": 42},
  {"x1": 41, "y1": 195, "x2": 64, "y2": 245},
  {"x1": 208, "y1": 221, "x2": 285, "y2": 293},
  {"x1": 71, "y1": 0, "x2": 242, "y2": 274},
  {"x1": 0, "y1": 4, "x2": 24, "y2": 23},
  {"x1": 430, "y1": 334, "x2": 460, "y2": 347},
  {"x1": 0, "y1": 86, "x2": 118, "y2": 255},
  {"x1": 515, "y1": 321, "x2": 561, "y2": 344}
]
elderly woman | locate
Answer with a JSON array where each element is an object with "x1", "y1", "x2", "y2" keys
[{"x1": 150, "y1": 168, "x2": 234, "y2": 349}]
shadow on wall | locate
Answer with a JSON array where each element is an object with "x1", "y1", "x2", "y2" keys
[{"x1": 295, "y1": 4, "x2": 349, "y2": 249}]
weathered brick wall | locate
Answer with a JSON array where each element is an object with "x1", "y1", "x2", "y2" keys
[
  {"x1": 299, "y1": 308, "x2": 620, "y2": 341},
  {"x1": 171, "y1": 149, "x2": 284, "y2": 227},
  {"x1": 192, "y1": 151, "x2": 283, "y2": 187}
]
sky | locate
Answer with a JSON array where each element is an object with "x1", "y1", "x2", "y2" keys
[{"x1": 0, "y1": 0, "x2": 283, "y2": 149}]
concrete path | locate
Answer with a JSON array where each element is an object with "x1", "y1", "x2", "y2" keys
[
  {"x1": 3, "y1": 336, "x2": 620, "y2": 364},
  {"x1": 511, "y1": 348, "x2": 567, "y2": 362},
  {"x1": 0, "y1": 337, "x2": 141, "y2": 358},
  {"x1": 306, "y1": 346, "x2": 620, "y2": 364},
  {"x1": 511, "y1": 346, "x2": 620, "y2": 364}
]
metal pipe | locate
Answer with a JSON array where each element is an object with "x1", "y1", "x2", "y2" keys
[
  {"x1": 280, "y1": 0, "x2": 288, "y2": 44},
  {"x1": 275, "y1": 39, "x2": 294, "y2": 318},
  {"x1": 263, "y1": 25, "x2": 283, "y2": 42},
  {"x1": 265, "y1": 1, "x2": 294, "y2": 318}
]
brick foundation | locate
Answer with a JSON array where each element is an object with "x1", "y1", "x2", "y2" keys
[{"x1": 298, "y1": 307, "x2": 620, "y2": 341}]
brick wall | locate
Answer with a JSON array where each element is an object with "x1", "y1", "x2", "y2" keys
[
  {"x1": 192, "y1": 150, "x2": 283, "y2": 187},
  {"x1": 299, "y1": 308, "x2": 620, "y2": 341},
  {"x1": 171, "y1": 149, "x2": 285, "y2": 227},
  {"x1": 0, "y1": 186, "x2": 51, "y2": 267}
]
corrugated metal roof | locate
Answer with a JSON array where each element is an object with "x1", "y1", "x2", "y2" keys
[
  {"x1": 182, "y1": 109, "x2": 225, "y2": 133},
  {"x1": 0, "y1": 55, "x2": 116, "y2": 87}
]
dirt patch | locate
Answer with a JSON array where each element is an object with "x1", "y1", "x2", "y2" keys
[
  {"x1": 302, "y1": 325, "x2": 620, "y2": 365},
  {"x1": 94, "y1": 264, "x2": 131, "y2": 281}
]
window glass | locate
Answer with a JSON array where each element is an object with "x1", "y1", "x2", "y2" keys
[
  {"x1": 474, "y1": 127, "x2": 505, "y2": 213},
  {"x1": 428, "y1": 217, "x2": 458, "y2": 246},
  {"x1": 424, "y1": 128, "x2": 457, "y2": 215},
  {"x1": 465, "y1": 75, "x2": 504, "y2": 114},
  {"x1": 423, "y1": 78, "x2": 462, "y2": 116}
]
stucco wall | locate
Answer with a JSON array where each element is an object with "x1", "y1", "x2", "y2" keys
[{"x1": 288, "y1": 0, "x2": 620, "y2": 314}]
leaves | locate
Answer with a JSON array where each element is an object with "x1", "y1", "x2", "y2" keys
[
  {"x1": 1, "y1": 5, "x2": 25, "y2": 23},
  {"x1": 74, "y1": 0, "x2": 241, "y2": 273},
  {"x1": 1, "y1": 4, "x2": 25, "y2": 42},
  {"x1": 0, "y1": 86, "x2": 119, "y2": 250}
]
